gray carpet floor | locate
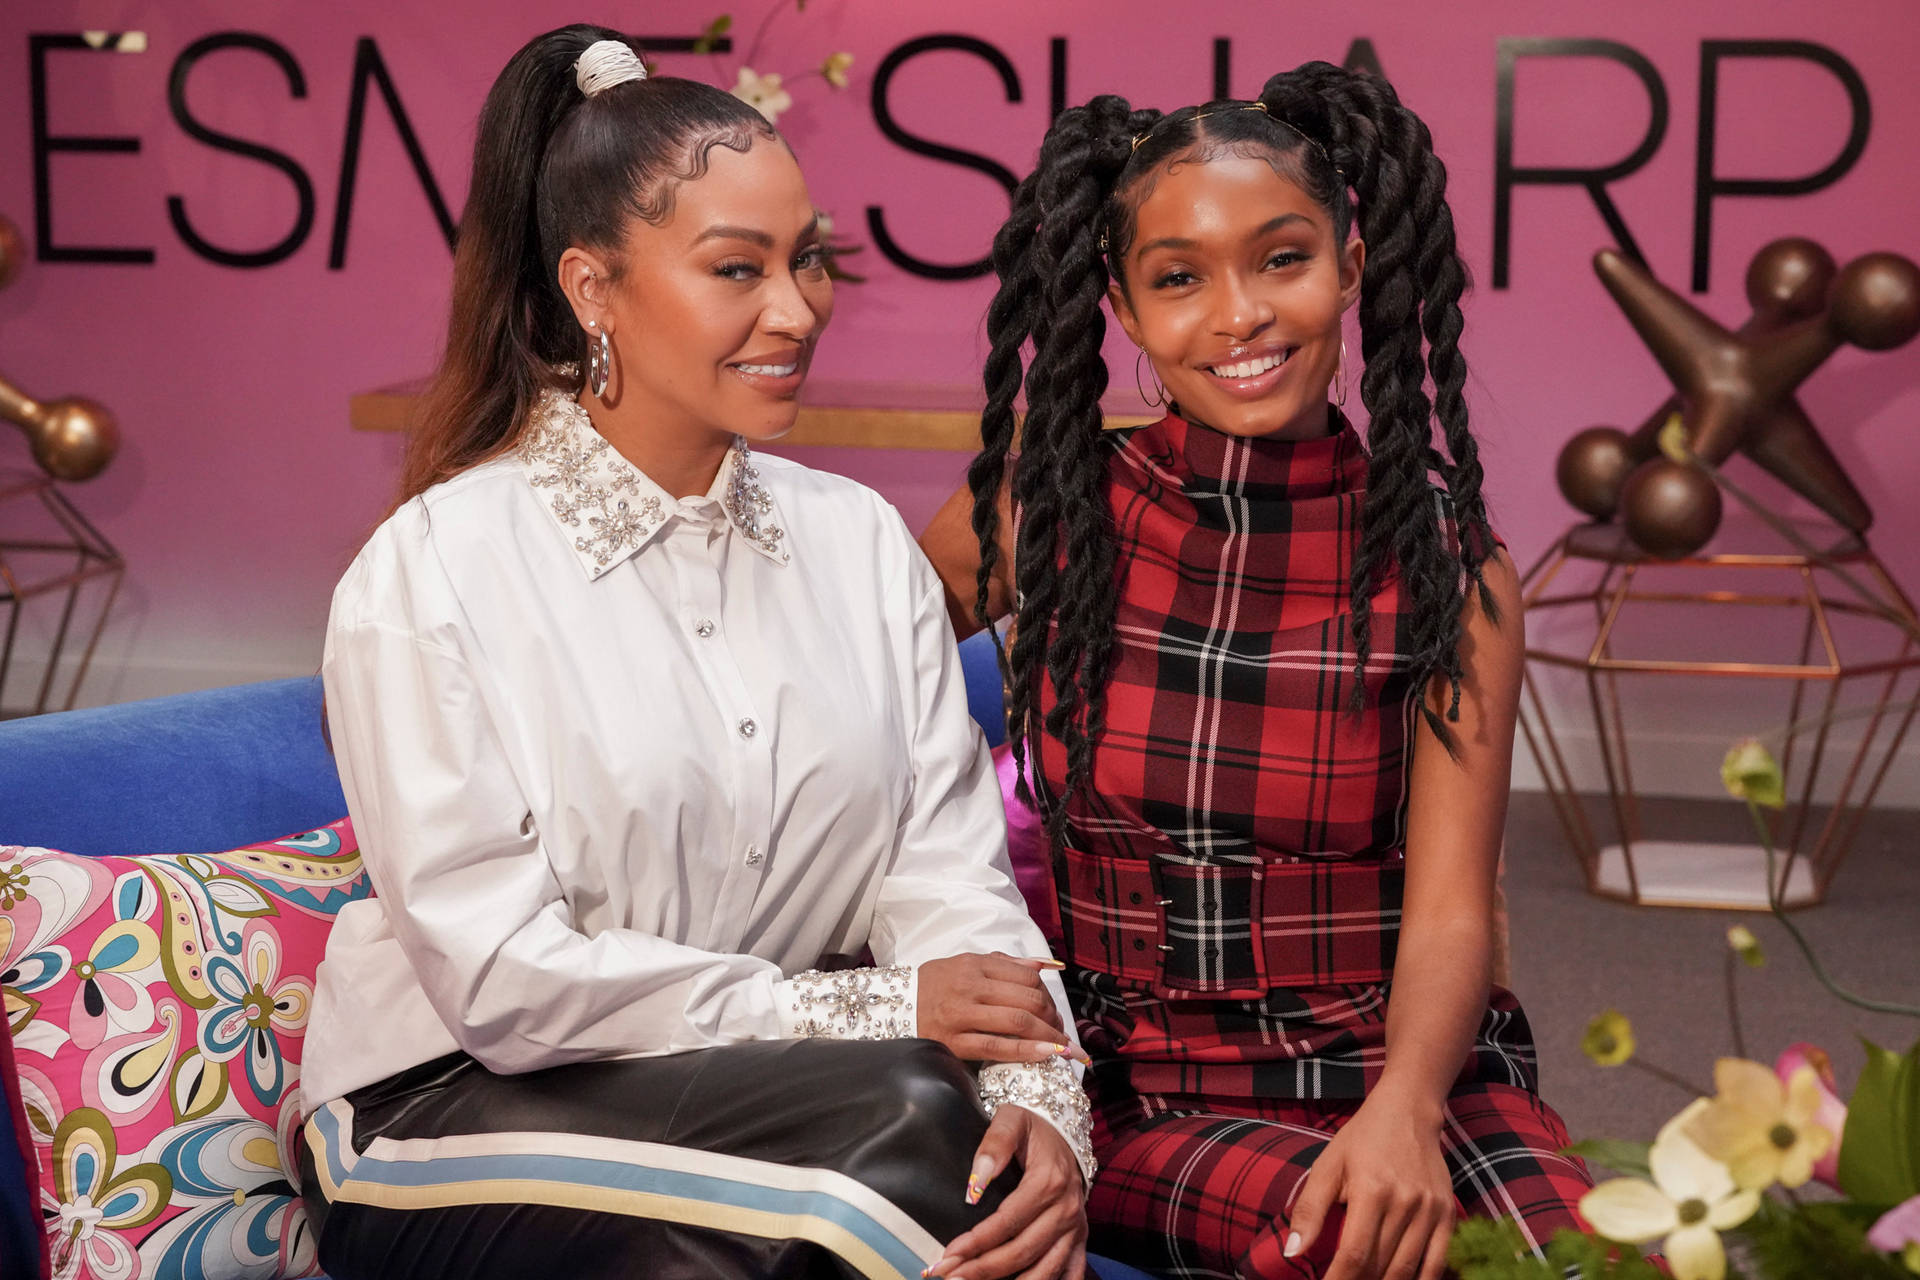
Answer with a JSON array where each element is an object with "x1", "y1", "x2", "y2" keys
[{"x1": 1504, "y1": 791, "x2": 1920, "y2": 1153}]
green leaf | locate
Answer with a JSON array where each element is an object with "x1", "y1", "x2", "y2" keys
[
  {"x1": 691, "y1": 14, "x2": 732, "y2": 54},
  {"x1": 1450, "y1": 1219, "x2": 1665, "y2": 1279},
  {"x1": 1840, "y1": 1037, "x2": 1920, "y2": 1206},
  {"x1": 1900, "y1": 1037, "x2": 1920, "y2": 1201},
  {"x1": 1562, "y1": 1139, "x2": 1652, "y2": 1179},
  {"x1": 1731, "y1": 1196, "x2": 1910, "y2": 1280}
]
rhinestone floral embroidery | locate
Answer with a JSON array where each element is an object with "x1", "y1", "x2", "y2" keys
[
  {"x1": 520, "y1": 391, "x2": 789, "y2": 574},
  {"x1": 521, "y1": 393, "x2": 664, "y2": 572},
  {"x1": 979, "y1": 1057, "x2": 1098, "y2": 1185},
  {"x1": 726, "y1": 443, "x2": 788, "y2": 562},
  {"x1": 785, "y1": 965, "x2": 915, "y2": 1039}
]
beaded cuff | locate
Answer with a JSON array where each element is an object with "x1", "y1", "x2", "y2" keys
[
  {"x1": 978, "y1": 1058, "x2": 1098, "y2": 1187},
  {"x1": 777, "y1": 964, "x2": 916, "y2": 1040}
]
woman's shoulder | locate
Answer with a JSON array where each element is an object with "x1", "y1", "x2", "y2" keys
[
  {"x1": 754, "y1": 451, "x2": 915, "y2": 547},
  {"x1": 753, "y1": 451, "x2": 939, "y2": 604},
  {"x1": 331, "y1": 455, "x2": 528, "y2": 633}
]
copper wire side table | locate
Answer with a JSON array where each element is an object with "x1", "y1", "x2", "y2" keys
[
  {"x1": 0, "y1": 469, "x2": 123, "y2": 718},
  {"x1": 1518, "y1": 520, "x2": 1920, "y2": 911}
]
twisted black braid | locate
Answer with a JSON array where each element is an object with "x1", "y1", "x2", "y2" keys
[
  {"x1": 969, "y1": 96, "x2": 1156, "y2": 819},
  {"x1": 972, "y1": 64, "x2": 1496, "y2": 845},
  {"x1": 1258, "y1": 65, "x2": 1495, "y2": 732},
  {"x1": 966, "y1": 168, "x2": 1042, "y2": 802}
]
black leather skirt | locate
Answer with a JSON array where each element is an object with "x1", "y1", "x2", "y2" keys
[{"x1": 298, "y1": 1038, "x2": 1006, "y2": 1280}]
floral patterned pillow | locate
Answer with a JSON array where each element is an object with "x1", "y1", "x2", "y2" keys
[{"x1": 1, "y1": 820, "x2": 369, "y2": 1280}]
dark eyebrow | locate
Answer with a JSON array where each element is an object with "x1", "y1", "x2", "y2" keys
[
  {"x1": 1135, "y1": 213, "x2": 1315, "y2": 257},
  {"x1": 694, "y1": 214, "x2": 822, "y2": 250},
  {"x1": 694, "y1": 224, "x2": 775, "y2": 249},
  {"x1": 1253, "y1": 213, "x2": 1313, "y2": 236},
  {"x1": 1137, "y1": 235, "x2": 1199, "y2": 256}
]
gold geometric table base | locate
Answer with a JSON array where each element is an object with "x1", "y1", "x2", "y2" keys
[
  {"x1": 0, "y1": 469, "x2": 124, "y2": 718},
  {"x1": 1518, "y1": 520, "x2": 1919, "y2": 910}
]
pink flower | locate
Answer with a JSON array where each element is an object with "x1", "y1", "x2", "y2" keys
[
  {"x1": 1866, "y1": 1194, "x2": 1920, "y2": 1261},
  {"x1": 1774, "y1": 1043, "x2": 1846, "y2": 1188}
]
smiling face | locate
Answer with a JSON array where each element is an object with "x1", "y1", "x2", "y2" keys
[
  {"x1": 562, "y1": 137, "x2": 833, "y2": 448},
  {"x1": 1108, "y1": 149, "x2": 1363, "y2": 441}
]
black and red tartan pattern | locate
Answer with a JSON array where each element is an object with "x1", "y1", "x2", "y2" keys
[
  {"x1": 1032, "y1": 411, "x2": 1535, "y2": 1103},
  {"x1": 1023, "y1": 411, "x2": 1592, "y2": 1273},
  {"x1": 1082, "y1": 1082, "x2": 1594, "y2": 1279}
]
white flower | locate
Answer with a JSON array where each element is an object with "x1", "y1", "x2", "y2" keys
[
  {"x1": 821, "y1": 51, "x2": 854, "y2": 89},
  {"x1": 815, "y1": 210, "x2": 835, "y2": 240},
  {"x1": 1579, "y1": 1099, "x2": 1761, "y2": 1280},
  {"x1": 731, "y1": 67, "x2": 792, "y2": 124}
]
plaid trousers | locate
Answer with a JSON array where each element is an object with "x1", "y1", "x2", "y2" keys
[{"x1": 1085, "y1": 1082, "x2": 1593, "y2": 1280}]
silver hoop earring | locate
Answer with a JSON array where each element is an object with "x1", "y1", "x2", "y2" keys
[
  {"x1": 1134, "y1": 349, "x2": 1167, "y2": 409},
  {"x1": 1333, "y1": 338, "x2": 1350, "y2": 407},
  {"x1": 587, "y1": 321, "x2": 612, "y2": 399}
]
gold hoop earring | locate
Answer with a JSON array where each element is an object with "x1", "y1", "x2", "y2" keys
[
  {"x1": 1333, "y1": 338, "x2": 1350, "y2": 407},
  {"x1": 1135, "y1": 349, "x2": 1167, "y2": 409}
]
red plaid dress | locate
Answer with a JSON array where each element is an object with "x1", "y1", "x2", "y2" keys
[{"x1": 1029, "y1": 411, "x2": 1593, "y2": 1277}]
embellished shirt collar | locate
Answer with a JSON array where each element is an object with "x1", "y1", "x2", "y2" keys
[{"x1": 518, "y1": 390, "x2": 790, "y2": 580}]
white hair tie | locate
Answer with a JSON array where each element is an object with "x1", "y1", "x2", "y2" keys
[{"x1": 574, "y1": 39, "x2": 647, "y2": 98}]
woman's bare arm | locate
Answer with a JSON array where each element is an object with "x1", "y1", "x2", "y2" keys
[
  {"x1": 1379, "y1": 545, "x2": 1524, "y2": 1113},
  {"x1": 919, "y1": 471, "x2": 1016, "y2": 639},
  {"x1": 1285, "y1": 548, "x2": 1526, "y2": 1280}
]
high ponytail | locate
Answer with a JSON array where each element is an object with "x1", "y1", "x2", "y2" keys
[
  {"x1": 977, "y1": 62, "x2": 1496, "y2": 845},
  {"x1": 399, "y1": 25, "x2": 775, "y2": 505}
]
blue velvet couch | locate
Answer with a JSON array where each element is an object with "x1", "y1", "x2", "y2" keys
[{"x1": 0, "y1": 633, "x2": 1152, "y2": 1280}]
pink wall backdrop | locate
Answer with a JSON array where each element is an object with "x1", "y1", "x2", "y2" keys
[{"x1": 2, "y1": 1, "x2": 1917, "y2": 794}]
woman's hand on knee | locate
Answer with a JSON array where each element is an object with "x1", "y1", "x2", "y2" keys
[
  {"x1": 1286, "y1": 1095, "x2": 1455, "y2": 1280},
  {"x1": 917, "y1": 952, "x2": 1085, "y2": 1065},
  {"x1": 926, "y1": 1105, "x2": 1087, "y2": 1280}
]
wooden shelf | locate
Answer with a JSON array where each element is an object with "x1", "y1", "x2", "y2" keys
[{"x1": 349, "y1": 378, "x2": 1160, "y2": 451}]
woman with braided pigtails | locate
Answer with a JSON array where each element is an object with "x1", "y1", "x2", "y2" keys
[{"x1": 920, "y1": 64, "x2": 1596, "y2": 1280}]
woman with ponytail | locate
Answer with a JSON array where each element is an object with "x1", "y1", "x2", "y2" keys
[
  {"x1": 303, "y1": 26, "x2": 1092, "y2": 1279},
  {"x1": 921, "y1": 64, "x2": 1594, "y2": 1280}
]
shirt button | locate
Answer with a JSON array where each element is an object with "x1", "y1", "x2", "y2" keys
[
  {"x1": 695, "y1": 619, "x2": 716, "y2": 638},
  {"x1": 745, "y1": 844, "x2": 762, "y2": 866},
  {"x1": 737, "y1": 718, "x2": 758, "y2": 739}
]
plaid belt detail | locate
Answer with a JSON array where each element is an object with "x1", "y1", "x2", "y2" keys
[{"x1": 1058, "y1": 846, "x2": 1403, "y2": 998}]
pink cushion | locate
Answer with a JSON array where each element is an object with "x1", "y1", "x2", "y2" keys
[
  {"x1": 2, "y1": 977, "x2": 46, "y2": 1279},
  {"x1": 995, "y1": 743, "x2": 1061, "y2": 946},
  {"x1": 2, "y1": 820, "x2": 367, "y2": 1279}
]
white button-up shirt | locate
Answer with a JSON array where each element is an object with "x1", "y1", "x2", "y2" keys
[{"x1": 305, "y1": 395, "x2": 1085, "y2": 1168}]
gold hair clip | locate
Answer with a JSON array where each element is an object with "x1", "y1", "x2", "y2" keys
[{"x1": 1132, "y1": 100, "x2": 1273, "y2": 154}]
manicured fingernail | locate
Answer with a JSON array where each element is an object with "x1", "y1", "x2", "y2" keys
[
  {"x1": 1284, "y1": 1231, "x2": 1303, "y2": 1258},
  {"x1": 1069, "y1": 1046, "x2": 1093, "y2": 1066},
  {"x1": 1037, "y1": 958, "x2": 1066, "y2": 968},
  {"x1": 966, "y1": 1153, "x2": 996, "y2": 1204},
  {"x1": 1049, "y1": 1042, "x2": 1071, "y2": 1058}
]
